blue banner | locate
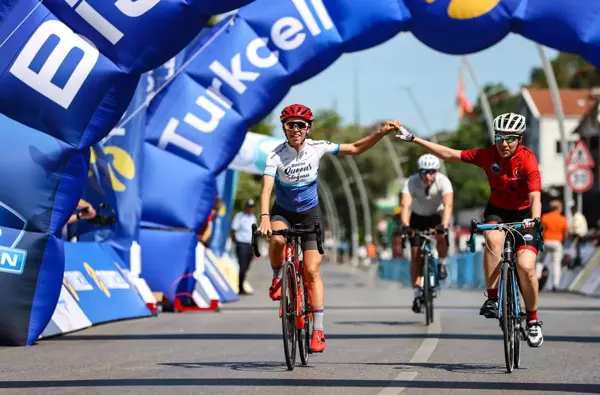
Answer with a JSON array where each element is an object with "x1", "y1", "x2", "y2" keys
[
  {"x1": 63, "y1": 242, "x2": 151, "y2": 324},
  {"x1": 100, "y1": 77, "x2": 148, "y2": 251}
]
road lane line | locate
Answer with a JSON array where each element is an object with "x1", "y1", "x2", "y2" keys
[{"x1": 377, "y1": 314, "x2": 442, "y2": 395}]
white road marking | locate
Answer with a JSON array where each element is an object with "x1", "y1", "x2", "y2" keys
[{"x1": 377, "y1": 314, "x2": 442, "y2": 395}]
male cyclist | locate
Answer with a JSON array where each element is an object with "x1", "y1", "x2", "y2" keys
[
  {"x1": 395, "y1": 112, "x2": 544, "y2": 347},
  {"x1": 401, "y1": 154, "x2": 453, "y2": 313},
  {"x1": 257, "y1": 103, "x2": 399, "y2": 353}
]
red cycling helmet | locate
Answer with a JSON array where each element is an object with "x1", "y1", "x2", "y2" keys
[{"x1": 280, "y1": 104, "x2": 314, "y2": 122}]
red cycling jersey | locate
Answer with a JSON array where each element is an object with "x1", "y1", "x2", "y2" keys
[{"x1": 460, "y1": 145, "x2": 541, "y2": 210}]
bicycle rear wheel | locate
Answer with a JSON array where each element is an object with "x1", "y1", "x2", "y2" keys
[
  {"x1": 281, "y1": 261, "x2": 297, "y2": 370},
  {"x1": 501, "y1": 262, "x2": 515, "y2": 373},
  {"x1": 423, "y1": 255, "x2": 433, "y2": 326},
  {"x1": 298, "y1": 278, "x2": 311, "y2": 366}
]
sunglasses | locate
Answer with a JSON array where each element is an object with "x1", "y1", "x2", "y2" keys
[
  {"x1": 418, "y1": 169, "x2": 437, "y2": 175},
  {"x1": 494, "y1": 134, "x2": 520, "y2": 143},
  {"x1": 284, "y1": 120, "x2": 311, "y2": 131}
]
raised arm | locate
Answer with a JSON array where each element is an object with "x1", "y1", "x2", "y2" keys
[
  {"x1": 337, "y1": 121, "x2": 400, "y2": 156},
  {"x1": 412, "y1": 137, "x2": 462, "y2": 162},
  {"x1": 395, "y1": 126, "x2": 462, "y2": 162}
]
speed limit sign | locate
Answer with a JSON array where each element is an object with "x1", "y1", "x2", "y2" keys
[{"x1": 567, "y1": 167, "x2": 594, "y2": 193}]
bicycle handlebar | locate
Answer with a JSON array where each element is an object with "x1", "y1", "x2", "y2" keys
[
  {"x1": 251, "y1": 222, "x2": 324, "y2": 258},
  {"x1": 401, "y1": 227, "x2": 448, "y2": 244},
  {"x1": 468, "y1": 218, "x2": 544, "y2": 253}
]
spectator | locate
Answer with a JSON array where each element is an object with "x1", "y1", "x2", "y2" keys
[
  {"x1": 537, "y1": 200, "x2": 568, "y2": 291},
  {"x1": 570, "y1": 203, "x2": 588, "y2": 237},
  {"x1": 231, "y1": 199, "x2": 257, "y2": 295},
  {"x1": 569, "y1": 203, "x2": 589, "y2": 268}
]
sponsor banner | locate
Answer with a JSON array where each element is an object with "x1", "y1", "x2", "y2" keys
[
  {"x1": 63, "y1": 242, "x2": 152, "y2": 325},
  {"x1": 40, "y1": 285, "x2": 92, "y2": 338}
]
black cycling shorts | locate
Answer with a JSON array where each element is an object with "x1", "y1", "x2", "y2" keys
[
  {"x1": 483, "y1": 203, "x2": 538, "y2": 254},
  {"x1": 270, "y1": 203, "x2": 323, "y2": 252},
  {"x1": 408, "y1": 213, "x2": 442, "y2": 248}
]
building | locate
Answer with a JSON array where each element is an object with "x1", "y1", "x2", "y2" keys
[{"x1": 519, "y1": 88, "x2": 596, "y2": 191}]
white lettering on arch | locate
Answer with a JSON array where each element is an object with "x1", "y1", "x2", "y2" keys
[
  {"x1": 247, "y1": 37, "x2": 279, "y2": 68},
  {"x1": 271, "y1": 17, "x2": 305, "y2": 51},
  {"x1": 9, "y1": 20, "x2": 99, "y2": 109}
]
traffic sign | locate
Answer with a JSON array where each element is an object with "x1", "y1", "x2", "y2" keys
[
  {"x1": 567, "y1": 167, "x2": 594, "y2": 193},
  {"x1": 566, "y1": 140, "x2": 595, "y2": 168}
]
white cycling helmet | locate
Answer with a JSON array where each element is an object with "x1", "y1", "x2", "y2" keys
[
  {"x1": 417, "y1": 154, "x2": 440, "y2": 170},
  {"x1": 493, "y1": 112, "x2": 526, "y2": 135}
]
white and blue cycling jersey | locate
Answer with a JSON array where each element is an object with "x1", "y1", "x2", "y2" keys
[{"x1": 263, "y1": 139, "x2": 340, "y2": 212}]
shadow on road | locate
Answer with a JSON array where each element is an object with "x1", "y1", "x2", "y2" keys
[
  {"x1": 363, "y1": 361, "x2": 505, "y2": 375},
  {"x1": 0, "y1": 378, "x2": 597, "y2": 393},
  {"x1": 157, "y1": 361, "x2": 299, "y2": 372},
  {"x1": 49, "y1": 332, "x2": 600, "y2": 344}
]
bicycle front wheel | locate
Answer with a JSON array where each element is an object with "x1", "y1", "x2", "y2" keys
[
  {"x1": 501, "y1": 262, "x2": 515, "y2": 373},
  {"x1": 423, "y1": 255, "x2": 433, "y2": 326},
  {"x1": 298, "y1": 278, "x2": 311, "y2": 366},
  {"x1": 281, "y1": 261, "x2": 297, "y2": 370}
]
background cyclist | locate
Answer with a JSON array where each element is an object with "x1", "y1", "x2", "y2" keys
[
  {"x1": 257, "y1": 103, "x2": 399, "y2": 353},
  {"x1": 395, "y1": 112, "x2": 544, "y2": 348},
  {"x1": 401, "y1": 154, "x2": 453, "y2": 313}
]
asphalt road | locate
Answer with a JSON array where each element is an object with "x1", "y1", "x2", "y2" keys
[{"x1": 1, "y1": 260, "x2": 599, "y2": 395}]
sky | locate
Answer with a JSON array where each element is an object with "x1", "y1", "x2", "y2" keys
[{"x1": 272, "y1": 32, "x2": 558, "y2": 137}]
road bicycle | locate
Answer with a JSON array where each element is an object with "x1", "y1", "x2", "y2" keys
[
  {"x1": 403, "y1": 228, "x2": 447, "y2": 326},
  {"x1": 468, "y1": 219, "x2": 543, "y2": 373},
  {"x1": 251, "y1": 222, "x2": 324, "y2": 370}
]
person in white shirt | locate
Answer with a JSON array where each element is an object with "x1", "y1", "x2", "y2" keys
[
  {"x1": 570, "y1": 204, "x2": 588, "y2": 237},
  {"x1": 400, "y1": 154, "x2": 454, "y2": 314},
  {"x1": 231, "y1": 200, "x2": 257, "y2": 295}
]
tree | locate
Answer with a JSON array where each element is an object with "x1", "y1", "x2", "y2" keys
[
  {"x1": 249, "y1": 114, "x2": 275, "y2": 136},
  {"x1": 529, "y1": 53, "x2": 600, "y2": 89}
]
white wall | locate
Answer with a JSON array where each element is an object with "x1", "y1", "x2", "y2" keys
[{"x1": 537, "y1": 117, "x2": 581, "y2": 189}]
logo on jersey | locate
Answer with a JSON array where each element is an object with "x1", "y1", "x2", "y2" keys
[
  {"x1": 523, "y1": 234, "x2": 534, "y2": 241},
  {"x1": 491, "y1": 162, "x2": 501, "y2": 173},
  {"x1": 0, "y1": 202, "x2": 28, "y2": 275}
]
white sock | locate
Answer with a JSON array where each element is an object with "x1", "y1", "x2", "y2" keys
[
  {"x1": 439, "y1": 257, "x2": 447, "y2": 266},
  {"x1": 313, "y1": 306, "x2": 324, "y2": 331},
  {"x1": 413, "y1": 287, "x2": 421, "y2": 298},
  {"x1": 272, "y1": 266, "x2": 282, "y2": 279}
]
